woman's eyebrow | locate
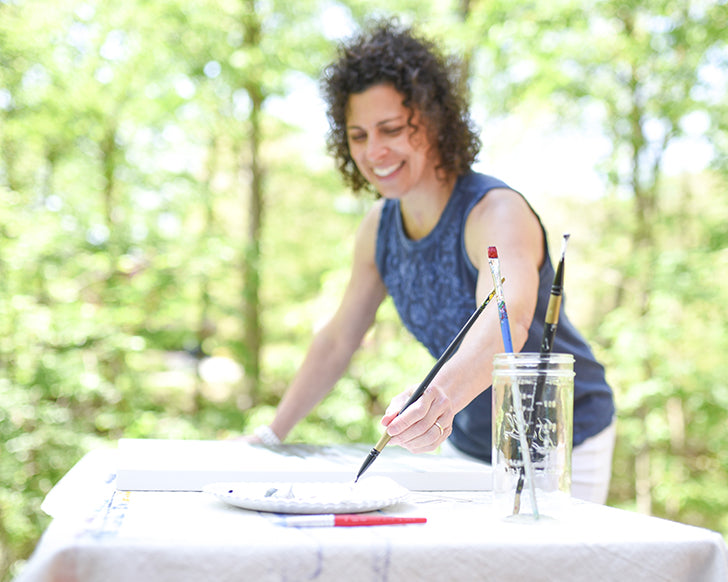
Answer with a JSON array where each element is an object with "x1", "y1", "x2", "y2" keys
[
  {"x1": 376, "y1": 115, "x2": 405, "y2": 126},
  {"x1": 347, "y1": 115, "x2": 405, "y2": 132}
]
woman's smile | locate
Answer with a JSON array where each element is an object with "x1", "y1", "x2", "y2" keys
[{"x1": 372, "y1": 162, "x2": 404, "y2": 178}]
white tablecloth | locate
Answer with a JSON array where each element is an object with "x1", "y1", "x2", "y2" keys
[{"x1": 14, "y1": 449, "x2": 728, "y2": 582}]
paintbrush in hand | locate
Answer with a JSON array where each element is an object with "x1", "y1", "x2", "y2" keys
[{"x1": 354, "y1": 281, "x2": 502, "y2": 482}]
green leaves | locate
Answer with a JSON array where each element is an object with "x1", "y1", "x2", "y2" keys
[{"x1": 2, "y1": 1, "x2": 728, "y2": 579}]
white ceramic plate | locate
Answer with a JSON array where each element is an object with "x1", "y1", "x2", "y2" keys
[{"x1": 203, "y1": 476, "x2": 409, "y2": 514}]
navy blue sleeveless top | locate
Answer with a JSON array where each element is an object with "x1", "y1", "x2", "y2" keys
[{"x1": 375, "y1": 172, "x2": 615, "y2": 462}]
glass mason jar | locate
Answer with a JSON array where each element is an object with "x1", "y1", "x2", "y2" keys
[{"x1": 491, "y1": 352, "x2": 574, "y2": 520}]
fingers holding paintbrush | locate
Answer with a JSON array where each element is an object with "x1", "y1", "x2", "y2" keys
[{"x1": 382, "y1": 384, "x2": 453, "y2": 453}]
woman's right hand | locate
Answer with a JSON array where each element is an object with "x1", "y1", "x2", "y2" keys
[{"x1": 381, "y1": 384, "x2": 454, "y2": 453}]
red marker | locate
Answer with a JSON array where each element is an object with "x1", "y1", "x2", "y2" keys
[{"x1": 275, "y1": 514, "x2": 427, "y2": 527}]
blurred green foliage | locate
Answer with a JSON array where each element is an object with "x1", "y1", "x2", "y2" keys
[{"x1": 2, "y1": 0, "x2": 728, "y2": 580}]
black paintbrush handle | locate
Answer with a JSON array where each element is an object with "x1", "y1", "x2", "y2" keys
[{"x1": 399, "y1": 281, "x2": 501, "y2": 414}]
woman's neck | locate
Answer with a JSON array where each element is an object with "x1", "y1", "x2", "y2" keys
[{"x1": 399, "y1": 174, "x2": 457, "y2": 240}]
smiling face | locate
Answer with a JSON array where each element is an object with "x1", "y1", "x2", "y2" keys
[{"x1": 345, "y1": 84, "x2": 442, "y2": 200}]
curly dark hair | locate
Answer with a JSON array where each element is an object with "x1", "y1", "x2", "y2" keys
[{"x1": 321, "y1": 19, "x2": 481, "y2": 196}]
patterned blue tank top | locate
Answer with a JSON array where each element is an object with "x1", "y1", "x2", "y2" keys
[{"x1": 375, "y1": 172, "x2": 615, "y2": 462}]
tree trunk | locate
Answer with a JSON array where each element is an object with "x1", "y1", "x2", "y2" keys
[{"x1": 240, "y1": 2, "x2": 264, "y2": 401}]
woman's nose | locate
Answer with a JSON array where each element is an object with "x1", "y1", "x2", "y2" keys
[{"x1": 365, "y1": 135, "x2": 388, "y2": 162}]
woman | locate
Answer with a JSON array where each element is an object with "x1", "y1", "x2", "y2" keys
[{"x1": 250, "y1": 20, "x2": 616, "y2": 503}]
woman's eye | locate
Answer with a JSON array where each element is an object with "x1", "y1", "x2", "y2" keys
[
  {"x1": 348, "y1": 133, "x2": 366, "y2": 143},
  {"x1": 383, "y1": 126, "x2": 404, "y2": 135}
]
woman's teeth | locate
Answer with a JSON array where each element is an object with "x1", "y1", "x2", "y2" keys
[{"x1": 373, "y1": 163, "x2": 401, "y2": 178}]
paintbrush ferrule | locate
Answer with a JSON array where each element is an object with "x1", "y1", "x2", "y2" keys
[
  {"x1": 374, "y1": 432, "x2": 392, "y2": 451},
  {"x1": 544, "y1": 296, "x2": 562, "y2": 326}
]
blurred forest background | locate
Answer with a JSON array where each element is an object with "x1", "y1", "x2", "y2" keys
[{"x1": 1, "y1": 0, "x2": 727, "y2": 579}]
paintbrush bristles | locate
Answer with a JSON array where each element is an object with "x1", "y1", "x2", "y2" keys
[{"x1": 559, "y1": 234, "x2": 570, "y2": 261}]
